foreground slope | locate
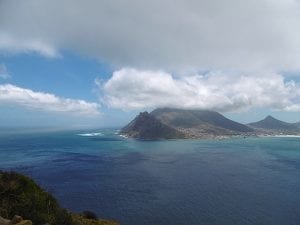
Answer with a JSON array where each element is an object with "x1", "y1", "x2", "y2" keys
[
  {"x1": 121, "y1": 108, "x2": 254, "y2": 139},
  {"x1": 0, "y1": 171, "x2": 119, "y2": 225}
]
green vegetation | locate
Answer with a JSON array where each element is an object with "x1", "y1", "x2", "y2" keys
[{"x1": 0, "y1": 171, "x2": 119, "y2": 225}]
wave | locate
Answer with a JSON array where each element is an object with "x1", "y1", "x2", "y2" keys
[
  {"x1": 273, "y1": 135, "x2": 300, "y2": 138},
  {"x1": 119, "y1": 134, "x2": 128, "y2": 138},
  {"x1": 77, "y1": 132, "x2": 103, "y2": 137}
]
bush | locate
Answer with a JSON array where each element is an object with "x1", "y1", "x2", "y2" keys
[
  {"x1": 71, "y1": 214, "x2": 119, "y2": 225},
  {"x1": 0, "y1": 171, "x2": 119, "y2": 225},
  {"x1": 0, "y1": 171, "x2": 73, "y2": 225}
]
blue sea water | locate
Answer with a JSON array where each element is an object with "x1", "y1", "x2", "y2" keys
[{"x1": 0, "y1": 129, "x2": 300, "y2": 225}]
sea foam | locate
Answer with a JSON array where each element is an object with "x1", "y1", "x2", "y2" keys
[
  {"x1": 273, "y1": 135, "x2": 300, "y2": 138},
  {"x1": 77, "y1": 132, "x2": 103, "y2": 137}
]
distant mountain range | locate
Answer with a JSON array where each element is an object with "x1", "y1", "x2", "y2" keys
[{"x1": 120, "y1": 108, "x2": 300, "y2": 140}]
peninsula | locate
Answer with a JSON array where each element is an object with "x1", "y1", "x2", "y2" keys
[{"x1": 120, "y1": 108, "x2": 300, "y2": 140}]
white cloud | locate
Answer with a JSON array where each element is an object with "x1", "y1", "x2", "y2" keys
[
  {"x1": 0, "y1": 63, "x2": 10, "y2": 79},
  {"x1": 2, "y1": 0, "x2": 300, "y2": 114},
  {"x1": 283, "y1": 104, "x2": 300, "y2": 112},
  {"x1": 1, "y1": 0, "x2": 300, "y2": 71},
  {"x1": 0, "y1": 84, "x2": 100, "y2": 116},
  {"x1": 0, "y1": 33, "x2": 58, "y2": 58},
  {"x1": 100, "y1": 68, "x2": 300, "y2": 112}
]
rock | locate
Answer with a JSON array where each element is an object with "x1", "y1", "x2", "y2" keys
[
  {"x1": 14, "y1": 221, "x2": 32, "y2": 225},
  {"x1": 82, "y1": 211, "x2": 98, "y2": 220},
  {"x1": 10, "y1": 215, "x2": 23, "y2": 224},
  {"x1": 0, "y1": 216, "x2": 10, "y2": 225}
]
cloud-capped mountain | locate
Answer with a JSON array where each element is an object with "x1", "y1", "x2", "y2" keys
[
  {"x1": 121, "y1": 108, "x2": 300, "y2": 140},
  {"x1": 121, "y1": 108, "x2": 254, "y2": 140}
]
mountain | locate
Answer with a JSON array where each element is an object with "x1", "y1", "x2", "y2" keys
[
  {"x1": 248, "y1": 115, "x2": 299, "y2": 132},
  {"x1": 120, "y1": 111, "x2": 186, "y2": 140},
  {"x1": 121, "y1": 108, "x2": 254, "y2": 140},
  {"x1": 151, "y1": 108, "x2": 253, "y2": 132}
]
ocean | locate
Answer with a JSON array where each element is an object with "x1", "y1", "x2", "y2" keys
[{"x1": 0, "y1": 129, "x2": 300, "y2": 225}]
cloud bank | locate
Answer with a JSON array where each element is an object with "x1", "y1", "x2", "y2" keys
[
  {"x1": 0, "y1": 84, "x2": 100, "y2": 116},
  {"x1": 1, "y1": 0, "x2": 300, "y2": 71},
  {"x1": 100, "y1": 68, "x2": 300, "y2": 112},
  {"x1": 2, "y1": 0, "x2": 300, "y2": 113}
]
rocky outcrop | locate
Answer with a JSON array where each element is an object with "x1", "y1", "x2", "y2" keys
[
  {"x1": 0, "y1": 215, "x2": 32, "y2": 225},
  {"x1": 0, "y1": 216, "x2": 10, "y2": 225}
]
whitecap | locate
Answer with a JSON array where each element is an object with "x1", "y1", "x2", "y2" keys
[
  {"x1": 77, "y1": 132, "x2": 103, "y2": 137},
  {"x1": 119, "y1": 134, "x2": 128, "y2": 138},
  {"x1": 273, "y1": 135, "x2": 300, "y2": 138}
]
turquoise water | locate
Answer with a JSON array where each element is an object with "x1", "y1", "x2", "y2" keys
[{"x1": 0, "y1": 129, "x2": 300, "y2": 225}]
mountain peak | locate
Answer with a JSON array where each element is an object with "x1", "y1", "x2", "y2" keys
[
  {"x1": 139, "y1": 111, "x2": 149, "y2": 116},
  {"x1": 264, "y1": 115, "x2": 277, "y2": 120},
  {"x1": 120, "y1": 110, "x2": 185, "y2": 140},
  {"x1": 249, "y1": 115, "x2": 297, "y2": 131}
]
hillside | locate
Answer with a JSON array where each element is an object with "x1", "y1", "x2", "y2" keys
[
  {"x1": 121, "y1": 108, "x2": 254, "y2": 140},
  {"x1": 151, "y1": 108, "x2": 253, "y2": 132},
  {"x1": 120, "y1": 111, "x2": 186, "y2": 140},
  {"x1": 0, "y1": 171, "x2": 119, "y2": 225}
]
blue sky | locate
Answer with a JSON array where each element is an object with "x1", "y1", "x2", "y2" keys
[
  {"x1": 1, "y1": 0, "x2": 300, "y2": 129},
  {"x1": 1, "y1": 52, "x2": 300, "y2": 128},
  {"x1": 1, "y1": 52, "x2": 110, "y2": 101},
  {"x1": 0, "y1": 53, "x2": 139, "y2": 128}
]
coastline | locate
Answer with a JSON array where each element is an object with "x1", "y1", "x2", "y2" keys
[{"x1": 118, "y1": 131, "x2": 300, "y2": 141}]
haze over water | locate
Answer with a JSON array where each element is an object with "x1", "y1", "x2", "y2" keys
[{"x1": 1, "y1": 129, "x2": 300, "y2": 225}]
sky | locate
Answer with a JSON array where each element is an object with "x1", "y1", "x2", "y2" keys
[{"x1": 1, "y1": 0, "x2": 300, "y2": 129}]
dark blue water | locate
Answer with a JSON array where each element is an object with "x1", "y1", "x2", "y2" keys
[{"x1": 1, "y1": 129, "x2": 300, "y2": 225}]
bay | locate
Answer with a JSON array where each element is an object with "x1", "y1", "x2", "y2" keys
[{"x1": 0, "y1": 129, "x2": 300, "y2": 225}]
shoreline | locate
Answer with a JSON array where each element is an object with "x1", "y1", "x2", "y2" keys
[{"x1": 118, "y1": 132, "x2": 300, "y2": 141}]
